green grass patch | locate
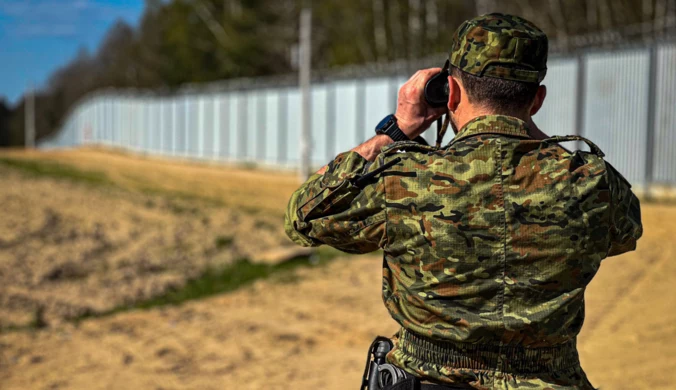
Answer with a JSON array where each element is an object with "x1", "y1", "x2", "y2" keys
[
  {"x1": 72, "y1": 254, "x2": 330, "y2": 325},
  {"x1": 1, "y1": 247, "x2": 350, "y2": 333},
  {"x1": 0, "y1": 157, "x2": 109, "y2": 186},
  {"x1": 132, "y1": 259, "x2": 278, "y2": 309},
  {"x1": 237, "y1": 161, "x2": 259, "y2": 170},
  {"x1": 313, "y1": 246, "x2": 345, "y2": 262}
]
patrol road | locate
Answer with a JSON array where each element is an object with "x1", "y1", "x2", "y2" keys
[{"x1": 0, "y1": 149, "x2": 673, "y2": 389}]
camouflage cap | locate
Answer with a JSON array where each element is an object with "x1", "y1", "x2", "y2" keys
[{"x1": 450, "y1": 13, "x2": 548, "y2": 83}]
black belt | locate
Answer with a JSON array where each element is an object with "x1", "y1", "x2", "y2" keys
[
  {"x1": 384, "y1": 377, "x2": 475, "y2": 390},
  {"x1": 399, "y1": 328, "x2": 580, "y2": 374}
]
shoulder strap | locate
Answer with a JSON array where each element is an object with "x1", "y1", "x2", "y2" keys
[
  {"x1": 543, "y1": 135, "x2": 605, "y2": 157},
  {"x1": 605, "y1": 160, "x2": 632, "y2": 188},
  {"x1": 380, "y1": 140, "x2": 438, "y2": 156}
]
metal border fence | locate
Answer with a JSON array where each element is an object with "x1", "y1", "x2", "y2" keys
[{"x1": 40, "y1": 42, "x2": 676, "y2": 188}]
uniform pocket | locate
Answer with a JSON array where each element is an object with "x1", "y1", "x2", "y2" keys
[{"x1": 298, "y1": 181, "x2": 358, "y2": 222}]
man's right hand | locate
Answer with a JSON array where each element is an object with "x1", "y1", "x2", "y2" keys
[{"x1": 395, "y1": 68, "x2": 448, "y2": 139}]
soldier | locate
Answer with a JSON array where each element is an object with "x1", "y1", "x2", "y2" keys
[{"x1": 285, "y1": 13, "x2": 642, "y2": 390}]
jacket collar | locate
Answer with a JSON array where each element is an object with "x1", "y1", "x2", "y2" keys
[{"x1": 450, "y1": 115, "x2": 533, "y2": 145}]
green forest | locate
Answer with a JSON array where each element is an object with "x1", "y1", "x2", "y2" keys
[{"x1": 0, "y1": 0, "x2": 673, "y2": 147}]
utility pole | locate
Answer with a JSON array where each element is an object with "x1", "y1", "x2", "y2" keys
[
  {"x1": 643, "y1": 0, "x2": 653, "y2": 41},
  {"x1": 25, "y1": 84, "x2": 35, "y2": 149},
  {"x1": 474, "y1": 0, "x2": 492, "y2": 15},
  {"x1": 299, "y1": 6, "x2": 312, "y2": 181}
]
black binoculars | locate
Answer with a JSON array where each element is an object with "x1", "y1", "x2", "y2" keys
[{"x1": 424, "y1": 59, "x2": 451, "y2": 108}]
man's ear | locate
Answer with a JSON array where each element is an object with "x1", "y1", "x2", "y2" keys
[
  {"x1": 530, "y1": 85, "x2": 547, "y2": 116},
  {"x1": 447, "y1": 75, "x2": 461, "y2": 112}
]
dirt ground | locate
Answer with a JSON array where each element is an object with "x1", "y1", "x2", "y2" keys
[
  {"x1": 0, "y1": 148, "x2": 301, "y2": 215},
  {"x1": 0, "y1": 149, "x2": 296, "y2": 327},
  {"x1": 0, "y1": 150, "x2": 675, "y2": 390}
]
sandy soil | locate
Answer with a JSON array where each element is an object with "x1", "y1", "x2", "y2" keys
[
  {"x1": 0, "y1": 150, "x2": 675, "y2": 390},
  {"x1": 0, "y1": 148, "x2": 301, "y2": 215},
  {"x1": 0, "y1": 150, "x2": 296, "y2": 327}
]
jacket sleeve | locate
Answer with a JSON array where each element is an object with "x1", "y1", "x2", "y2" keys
[
  {"x1": 606, "y1": 162, "x2": 643, "y2": 257},
  {"x1": 284, "y1": 151, "x2": 387, "y2": 254}
]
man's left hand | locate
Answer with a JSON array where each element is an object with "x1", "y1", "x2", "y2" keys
[{"x1": 395, "y1": 68, "x2": 448, "y2": 139}]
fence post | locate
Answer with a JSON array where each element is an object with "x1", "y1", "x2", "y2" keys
[
  {"x1": 645, "y1": 45, "x2": 658, "y2": 199},
  {"x1": 389, "y1": 77, "x2": 398, "y2": 113},
  {"x1": 299, "y1": 7, "x2": 312, "y2": 181},
  {"x1": 238, "y1": 92, "x2": 248, "y2": 160},
  {"x1": 574, "y1": 53, "x2": 587, "y2": 152},
  {"x1": 326, "y1": 83, "x2": 336, "y2": 162},
  {"x1": 184, "y1": 96, "x2": 190, "y2": 157},
  {"x1": 222, "y1": 95, "x2": 229, "y2": 159},
  {"x1": 257, "y1": 92, "x2": 266, "y2": 161},
  {"x1": 146, "y1": 99, "x2": 150, "y2": 152},
  {"x1": 355, "y1": 80, "x2": 366, "y2": 144},
  {"x1": 24, "y1": 84, "x2": 35, "y2": 148},
  {"x1": 198, "y1": 96, "x2": 205, "y2": 158},
  {"x1": 278, "y1": 89, "x2": 288, "y2": 165},
  {"x1": 214, "y1": 95, "x2": 220, "y2": 159},
  {"x1": 172, "y1": 99, "x2": 177, "y2": 156},
  {"x1": 159, "y1": 100, "x2": 165, "y2": 154}
]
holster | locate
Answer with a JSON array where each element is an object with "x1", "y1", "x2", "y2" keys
[{"x1": 361, "y1": 336, "x2": 474, "y2": 390}]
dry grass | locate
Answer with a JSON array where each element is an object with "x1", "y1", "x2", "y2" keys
[
  {"x1": 0, "y1": 147, "x2": 302, "y2": 215},
  {"x1": 0, "y1": 149, "x2": 674, "y2": 390},
  {"x1": 0, "y1": 149, "x2": 300, "y2": 327}
]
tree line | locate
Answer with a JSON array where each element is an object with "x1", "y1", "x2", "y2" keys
[{"x1": 1, "y1": 0, "x2": 673, "y2": 147}]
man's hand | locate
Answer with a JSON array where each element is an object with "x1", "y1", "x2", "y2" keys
[
  {"x1": 395, "y1": 68, "x2": 448, "y2": 139},
  {"x1": 315, "y1": 68, "x2": 449, "y2": 172}
]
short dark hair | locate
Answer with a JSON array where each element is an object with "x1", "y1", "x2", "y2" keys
[{"x1": 451, "y1": 67, "x2": 539, "y2": 114}]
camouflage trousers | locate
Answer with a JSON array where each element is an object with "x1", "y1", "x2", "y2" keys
[{"x1": 387, "y1": 329, "x2": 596, "y2": 390}]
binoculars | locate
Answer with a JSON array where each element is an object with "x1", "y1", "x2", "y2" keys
[{"x1": 424, "y1": 59, "x2": 451, "y2": 108}]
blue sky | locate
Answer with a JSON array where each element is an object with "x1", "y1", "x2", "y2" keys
[{"x1": 0, "y1": 0, "x2": 145, "y2": 105}]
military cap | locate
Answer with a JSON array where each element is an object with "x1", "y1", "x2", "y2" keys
[{"x1": 450, "y1": 13, "x2": 548, "y2": 83}]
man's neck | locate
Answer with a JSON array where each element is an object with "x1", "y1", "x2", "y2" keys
[{"x1": 455, "y1": 110, "x2": 549, "y2": 140}]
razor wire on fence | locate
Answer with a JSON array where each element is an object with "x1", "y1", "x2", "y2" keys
[{"x1": 40, "y1": 42, "x2": 676, "y2": 188}]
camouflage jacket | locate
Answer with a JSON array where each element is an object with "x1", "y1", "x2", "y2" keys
[{"x1": 284, "y1": 115, "x2": 642, "y2": 387}]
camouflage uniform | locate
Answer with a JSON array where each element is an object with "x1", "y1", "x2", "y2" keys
[{"x1": 285, "y1": 14, "x2": 643, "y2": 390}]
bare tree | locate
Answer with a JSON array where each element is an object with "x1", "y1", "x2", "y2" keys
[
  {"x1": 388, "y1": 0, "x2": 406, "y2": 59},
  {"x1": 548, "y1": 0, "x2": 569, "y2": 51},
  {"x1": 598, "y1": 0, "x2": 614, "y2": 45},
  {"x1": 372, "y1": 0, "x2": 388, "y2": 61},
  {"x1": 643, "y1": 0, "x2": 654, "y2": 40},
  {"x1": 408, "y1": 0, "x2": 421, "y2": 59},
  {"x1": 656, "y1": 0, "x2": 668, "y2": 36},
  {"x1": 475, "y1": 0, "x2": 496, "y2": 15},
  {"x1": 225, "y1": 0, "x2": 241, "y2": 17},
  {"x1": 587, "y1": 0, "x2": 598, "y2": 33},
  {"x1": 425, "y1": 0, "x2": 439, "y2": 44},
  {"x1": 192, "y1": 1, "x2": 231, "y2": 49}
]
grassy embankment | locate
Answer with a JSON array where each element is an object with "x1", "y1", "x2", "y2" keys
[{"x1": 0, "y1": 151, "x2": 342, "y2": 330}]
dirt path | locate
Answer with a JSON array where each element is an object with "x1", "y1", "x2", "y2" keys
[
  {"x1": 2, "y1": 204, "x2": 675, "y2": 389},
  {"x1": 0, "y1": 254, "x2": 394, "y2": 390},
  {"x1": 0, "y1": 150, "x2": 674, "y2": 389}
]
